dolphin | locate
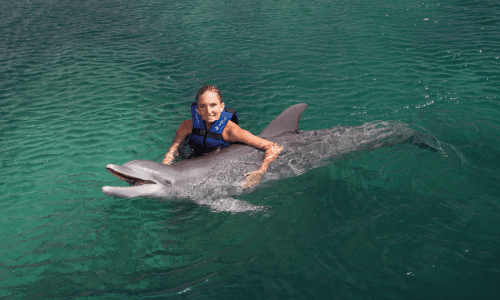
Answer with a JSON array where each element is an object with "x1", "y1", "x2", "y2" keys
[{"x1": 102, "y1": 103, "x2": 447, "y2": 210}]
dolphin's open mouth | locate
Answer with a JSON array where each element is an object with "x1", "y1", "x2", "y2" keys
[{"x1": 106, "y1": 167, "x2": 156, "y2": 188}]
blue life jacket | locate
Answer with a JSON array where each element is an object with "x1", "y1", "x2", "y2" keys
[{"x1": 188, "y1": 102, "x2": 239, "y2": 156}]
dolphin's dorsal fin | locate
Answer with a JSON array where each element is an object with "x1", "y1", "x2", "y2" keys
[{"x1": 259, "y1": 103, "x2": 308, "y2": 138}]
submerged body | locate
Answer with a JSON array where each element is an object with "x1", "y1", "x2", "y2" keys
[{"x1": 102, "y1": 103, "x2": 445, "y2": 205}]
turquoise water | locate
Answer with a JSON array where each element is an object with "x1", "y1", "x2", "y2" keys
[{"x1": 1, "y1": 0, "x2": 500, "y2": 298}]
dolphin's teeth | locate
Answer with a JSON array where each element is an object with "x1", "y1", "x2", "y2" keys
[{"x1": 106, "y1": 166, "x2": 156, "y2": 189}]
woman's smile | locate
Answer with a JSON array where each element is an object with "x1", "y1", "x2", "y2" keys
[{"x1": 196, "y1": 91, "x2": 225, "y2": 125}]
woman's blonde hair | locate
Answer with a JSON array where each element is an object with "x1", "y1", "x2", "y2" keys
[{"x1": 196, "y1": 84, "x2": 223, "y2": 104}]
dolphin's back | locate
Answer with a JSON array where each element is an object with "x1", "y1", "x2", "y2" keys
[{"x1": 258, "y1": 103, "x2": 307, "y2": 138}]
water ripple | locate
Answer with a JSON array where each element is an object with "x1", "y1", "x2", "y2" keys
[{"x1": 1, "y1": 0, "x2": 500, "y2": 298}]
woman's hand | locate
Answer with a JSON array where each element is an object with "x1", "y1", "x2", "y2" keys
[
  {"x1": 241, "y1": 143, "x2": 283, "y2": 188},
  {"x1": 162, "y1": 119, "x2": 193, "y2": 165},
  {"x1": 162, "y1": 152, "x2": 175, "y2": 165},
  {"x1": 242, "y1": 170, "x2": 264, "y2": 188}
]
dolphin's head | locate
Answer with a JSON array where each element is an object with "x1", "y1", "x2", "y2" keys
[{"x1": 102, "y1": 160, "x2": 178, "y2": 199}]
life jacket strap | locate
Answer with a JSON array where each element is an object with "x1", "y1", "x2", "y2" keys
[{"x1": 191, "y1": 128, "x2": 223, "y2": 140}]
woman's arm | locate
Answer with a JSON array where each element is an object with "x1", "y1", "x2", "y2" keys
[
  {"x1": 162, "y1": 119, "x2": 193, "y2": 164},
  {"x1": 223, "y1": 121, "x2": 283, "y2": 188}
]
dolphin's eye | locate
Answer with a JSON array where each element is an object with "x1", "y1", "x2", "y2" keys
[{"x1": 164, "y1": 180, "x2": 172, "y2": 185}]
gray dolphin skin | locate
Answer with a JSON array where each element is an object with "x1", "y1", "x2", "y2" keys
[
  {"x1": 102, "y1": 104, "x2": 309, "y2": 201},
  {"x1": 102, "y1": 103, "x2": 446, "y2": 209}
]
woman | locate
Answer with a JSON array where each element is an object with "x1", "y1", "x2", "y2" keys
[{"x1": 162, "y1": 84, "x2": 283, "y2": 188}]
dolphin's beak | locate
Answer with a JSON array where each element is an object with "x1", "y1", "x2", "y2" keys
[
  {"x1": 102, "y1": 186, "x2": 115, "y2": 196},
  {"x1": 105, "y1": 164, "x2": 156, "y2": 186},
  {"x1": 102, "y1": 184, "x2": 160, "y2": 198},
  {"x1": 102, "y1": 164, "x2": 159, "y2": 198}
]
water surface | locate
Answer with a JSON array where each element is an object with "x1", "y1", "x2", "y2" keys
[{"x1": 1, "y1": 0, "x2": 500, "y2": 298}]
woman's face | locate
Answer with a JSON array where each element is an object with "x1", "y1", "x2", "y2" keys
[{"x1": 196, "y1": 91, "x2": 225, "y2": 125}]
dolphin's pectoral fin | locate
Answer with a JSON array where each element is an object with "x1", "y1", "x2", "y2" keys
[
  {"x1": 194, "y1": 196, "x2": 267, "y2": 213},
  {"x1": 106, "y1": 166, "x2": 156, "y2": 187}
]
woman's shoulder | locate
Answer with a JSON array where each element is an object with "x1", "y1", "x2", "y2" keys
[
  {"x1": 223, "y1": 120, "x2": 257, "y2": 143},
  {"x1": 178, "y1": 119, "x2": 193, "y2": 134},
  {"x1": 223, "y1": 120, "x2": 239, "y2": 132},
  {"x1": 181, "y1": 119, "x2": 193, "y2": 127}
]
